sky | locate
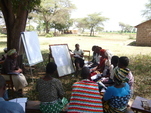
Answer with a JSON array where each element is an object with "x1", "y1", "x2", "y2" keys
[{"x1": 70, "y1": 0, "x2": 149, "y2": 31}]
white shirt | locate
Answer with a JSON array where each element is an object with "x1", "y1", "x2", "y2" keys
[{"x1": 73, "y1": 49, "x2": 84, "y2": 59}]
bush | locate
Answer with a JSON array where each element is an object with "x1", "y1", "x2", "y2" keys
[
  {"x1": 45, "y1": 32, "x2": 54, "y2": 38},
  {"x1": 128, "y1": 35, "x2": 135, "y2": 39}
]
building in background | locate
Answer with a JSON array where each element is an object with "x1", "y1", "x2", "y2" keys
[{"x1": 135, "y1": 19, "x2": 151, "y2": 46}]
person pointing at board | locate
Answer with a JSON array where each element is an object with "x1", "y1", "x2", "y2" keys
[{"x1": 1, "y1": 49, "x2": 28, "y2": 97}]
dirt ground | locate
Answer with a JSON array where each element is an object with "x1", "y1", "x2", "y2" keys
[{"x1": 39, "y1": 35, "x2": 151, "y2": 56}]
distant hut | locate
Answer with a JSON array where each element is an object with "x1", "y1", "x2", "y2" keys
[{"x1": 135, "y1": 19, "x2": 151, "y2": 46}]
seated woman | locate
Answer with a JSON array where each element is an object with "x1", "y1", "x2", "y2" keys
[
  {"x1": 73, "y1": 44, "x2": 84, "y2": 75},
  {"x1": 36, "y1": 62, "x2": 68, "y2": 113},
  {"x1": 1, "y1": 49, "x2": 28, "y2": 96},
  {"x1": 89, "y1": 49, "x2": 108, "y2": 80},
  {"x1": 103, "y1": 67, "x2": 131, "y2": 113},
  {"x1": 68, "y1": 67, "x2": 103, "y2": 113},
  {"x1": 118, "y1": 56, "x2": 134, "y2": 97},
  {"x1": 88, "y1": 46, "x2": 102, "y2": 68}
]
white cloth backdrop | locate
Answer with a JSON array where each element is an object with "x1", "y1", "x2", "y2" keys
[
  {"x1": 21, "y1": 31, "x2": 43, "y2": 66},
  {"x1": 50, "y1": 44, "x2": 75, "y2": 77}
]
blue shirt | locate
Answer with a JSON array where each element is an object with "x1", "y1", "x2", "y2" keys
[
  {"x1": 0, "y1": 97, "x2": 24, "y2": 113},
  {"x1": 103, "y1": 83, "x2": 130, "y2": 101},
  {"x1": 103, "y1": 83, "x2": 131, "y2": 109}
]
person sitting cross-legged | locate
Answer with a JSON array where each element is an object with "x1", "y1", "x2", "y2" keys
[{"x1": 0, "y1": 75, "x2": 24, "y2": 113}]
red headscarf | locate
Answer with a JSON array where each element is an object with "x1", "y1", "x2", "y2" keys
[{"x1": 100, "y1": 49, "x2": 106, "y2": 56}]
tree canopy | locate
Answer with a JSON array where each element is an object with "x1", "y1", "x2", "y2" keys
[
  {"x1": 0, "y1": 0, "x2": 41, "y2": 50},
  {"x1": 142, "y1": 0, "x2": 151, "y2": 20},
  {"x1": 75, "y1": 12, "x2": 108, "y2": 36},
  {"x1": 32, "y1": 0, "x2": 75, "y2": 34},
  {"x1": 119, "y1": 22, "x2": 135, "y2": 33}
]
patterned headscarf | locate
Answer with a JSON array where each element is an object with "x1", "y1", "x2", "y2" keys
[
  {"x1": 7, "y1": 49, "x2": 17, "y2": 56},
  {"x1": 114, "y1": 67, "x2": 129, "y2": 84}
]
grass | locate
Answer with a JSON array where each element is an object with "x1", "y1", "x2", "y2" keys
[
  {"x1": 0, "y1": 33, "x2": 151, "y2": 101},
  {"x1": 24, "y1": 53, "x2": 151, "y2": 101},
  {"x1": 129, "y1": 55, "x2": 151, "y2": 99}
]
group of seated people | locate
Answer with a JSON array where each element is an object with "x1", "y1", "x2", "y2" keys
[
  {"x1": 35, "y1": 44, "x2": 134, "y2": 113},
  {"x1": 0, "y1": 46, "x2": 134, "y2": 113},
  {"x1": 70, "y1": 44, "x2": 134, "y2": 112}
]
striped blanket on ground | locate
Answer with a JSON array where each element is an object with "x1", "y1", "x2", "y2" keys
[{"x1": 68, "y1": 80, "x2": 103, "y2": 113}]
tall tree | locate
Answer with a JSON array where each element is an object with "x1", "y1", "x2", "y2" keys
[
  {"x1": 34, "y1": 0, "x2": 75, "y2": 34},
  {"x1": 119, "y1": 22, "x2": 134, "y2": 33},
  {"x1": 142, "y1": 0, "x2": 151, "y2": 20},
  {"x1": 0, "y1": 0, "x2": 40, "y2": 51},
  {"x1": 74, "y1": 18, "x2": 88, "y2": 33},
  {"x1": 119, "y1": 22, "x2": 126, "y2": 33},
  {"x1": 85, "y1": 13, "x2": 108, "y2": 36}
]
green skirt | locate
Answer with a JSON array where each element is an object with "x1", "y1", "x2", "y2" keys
[{"x1": 40, "y1": 97, "x2": 68, "y2": 113}]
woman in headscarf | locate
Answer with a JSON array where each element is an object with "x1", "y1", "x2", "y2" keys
[
  {"x1": 89, "y1": 49, "x2": 108, "y2": 80},
  {"x1": 103, "y1": 67, "x2": 131, "y2": 113},
  {"x1": 1, "y1": 49, "x2": 28, "y2": 96}
]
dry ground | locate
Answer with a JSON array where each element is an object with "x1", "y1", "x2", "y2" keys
[{"x1": 39, "y1": 34, "x2": 151, "y2": 56}]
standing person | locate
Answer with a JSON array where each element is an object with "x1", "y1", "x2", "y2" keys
[
  {"x1": 0, "y1": 75, "x2": 24, "y2": 113},
  {"x1": 118, "y1": 56, "x2": 134, "y2": 96},
  {"x1": 36, "y1": 62, "x2": 68, "y2": 113},
  {"x1": 68, "y1": 67, "x2": 103, "y2": 113},
  {"x1": 1, "y1": 49, "x2": 28, "y2": 96},
  {"x1": 73, "y1": 44, "x2": 84, "y2": 75},
  {"x1": 103, "y1": 67, "x2": 131, "y2": 113}
]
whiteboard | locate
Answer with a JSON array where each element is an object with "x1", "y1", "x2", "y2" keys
[
  {"x1": 21, "y1": 31, "x2": 43, "y2": 66},
  {"x1": 50, "y1": 44, "x2": 75, "y2": 77}
]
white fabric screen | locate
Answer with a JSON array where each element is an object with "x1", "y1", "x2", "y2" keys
[
  {"x1": 21, "y1": 31, "x2": 43, "y2": 66},
  {"x1": 50, "y1": 44, "x2": 75, "y2": 77}
]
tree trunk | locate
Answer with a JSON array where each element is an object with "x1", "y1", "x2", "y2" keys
[
  {"x1": 0, "y1": 0, "x2": 28, "y2": 52},
  {"x1": 90, "y1": 27, "x2": 93, "y2": 36},
  {"x1": 92, "y1": 29, "x2": 94, "y2": 36},
  {"x1": 45, "y1": 21, "x2": 49, "y2": 33}
]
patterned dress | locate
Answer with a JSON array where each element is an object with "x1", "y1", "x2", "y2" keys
[
  {"x1": 68, "y1": 79, "x2": 103, "y2": 113},
  {"x1": 103, "y1": 83, "x2": 131, "y2": 113},
  {"x1": 36, "y1": 78, "x2": 67, "y2": 113}
]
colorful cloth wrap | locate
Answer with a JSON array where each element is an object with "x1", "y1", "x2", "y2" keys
[
  {"x1": 40, "y1": 97, "x2": 68, "y2": 113},
  {"x1": 103, "y1": 101, "x2": 125, "y2": 113},
  {"x1": 114, "y1": 67, "x2": 129, "y2": 83},
  {"x1": 7, "y1": 49, "x2": 17, "y2": 56},
  {"x1": 68, "y1": 80, "x2": 103, "y2": 113}
]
